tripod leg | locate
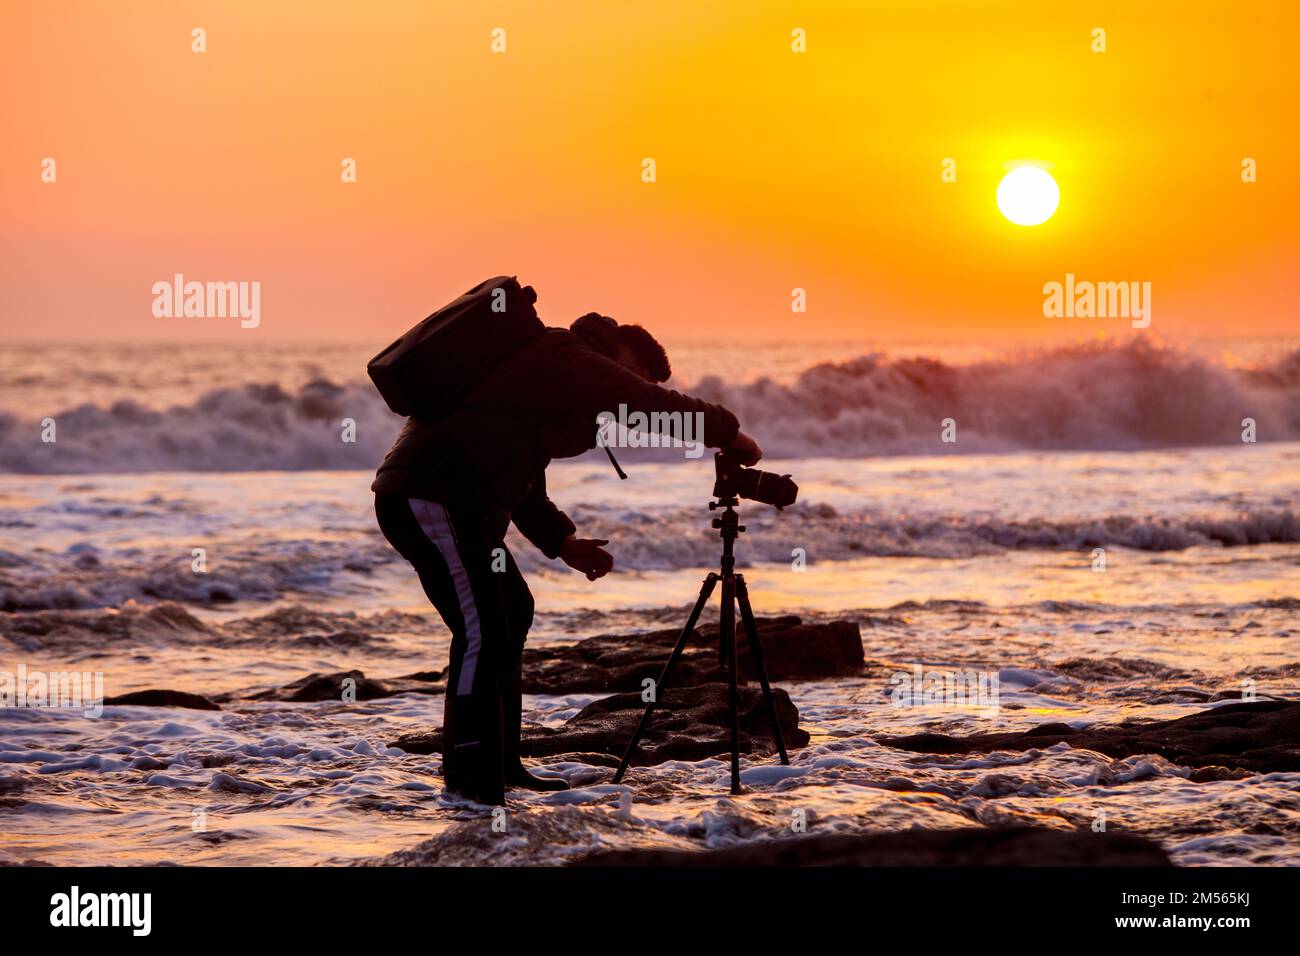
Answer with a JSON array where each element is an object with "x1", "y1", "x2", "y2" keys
[
  {"x1": 735, "y1": 575, "x2": 790, "y2": 765},
  {"x1": 721, "y1": 574, "x2": 742, "y2": 795},
  {"x1": 612, "y1": 573, "x2": 719, "y2": 784}
]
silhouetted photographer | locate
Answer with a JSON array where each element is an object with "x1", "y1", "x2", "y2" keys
[{"x1": 368, "y1": 277, "x2": 761, "y2": 805}]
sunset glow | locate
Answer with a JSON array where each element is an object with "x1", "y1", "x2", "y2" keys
[
  {"x1": 1, "y1": 0, "x2": 1298, "y2": 892},
  {"x1": 2, "y1": 0, "x2": 1297, "y2": 344}
]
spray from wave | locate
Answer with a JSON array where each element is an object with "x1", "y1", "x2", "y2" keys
[
  {"x1": 0, "y1": 380, "x2": 395, "y2": 474},
  {"x1": 1, "y1": 339, "x2": 1296, "y2": 473},
  {"x1": 692, "y1": 339, "x2": 1300, "y2": 457}
]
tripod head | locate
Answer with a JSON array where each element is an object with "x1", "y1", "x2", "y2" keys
[
  {"x1": 707, "y1": 449, "x2": 797, "y2": 572},
  {"x1": 708, "y1": 495, "x2": 745, "y2": 574}
]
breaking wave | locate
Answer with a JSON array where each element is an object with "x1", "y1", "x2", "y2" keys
[
  {"x1": 0, "y1": 379, "x2": 396, "y2": 474},
  {"x1": 691, "y1": 339, "x2": 1300, "y2": 458},
  {"x1": 1, "y1": 339, "x2": 1297, "y2": 473}
]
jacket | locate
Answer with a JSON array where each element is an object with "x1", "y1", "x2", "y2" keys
[{"x1": 372, "y1": 327, "x2": 740, "y2": 557}]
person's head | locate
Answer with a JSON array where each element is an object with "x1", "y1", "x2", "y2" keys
[{"x1": 571, "y1": 313, "x2": 671, "y2": 383}]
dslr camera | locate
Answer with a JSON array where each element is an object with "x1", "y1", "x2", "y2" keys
[{"x1": 712, "y1": 451, "x2": 798, "y2": 509}]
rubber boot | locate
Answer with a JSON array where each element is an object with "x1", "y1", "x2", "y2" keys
[
  {"x1": 440, "y1": 690, "x2": 507, "y2": 806},
  {"x1": 502, "y1": 664, "x2": 568, "y2": 792}
]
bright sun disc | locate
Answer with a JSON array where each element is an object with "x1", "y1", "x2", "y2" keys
[{"x1": 996, "y1": 166, "x2": 1059, "y2": 226}]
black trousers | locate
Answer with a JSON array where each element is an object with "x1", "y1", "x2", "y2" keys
[{"x1": 374, "y1": 492, "x2": 534, "y2": 798}]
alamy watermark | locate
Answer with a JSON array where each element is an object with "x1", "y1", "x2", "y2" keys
[
  {"x1": 49, "y1": 886, "x2": 151, "y2": 936},
  {"x1": 596, "y1": 404, "x2": 706, "y2": 459},
  {"x1": 1043, "y1": 273, "x2": 1150, "y2": 329},
  {"x1": 152, "y1": 273, "x2": 260, "y2": 328},
  {"x1": 0, "y1": 663, "x2": 104, "y2": 718}
]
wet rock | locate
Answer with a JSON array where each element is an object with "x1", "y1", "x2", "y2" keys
[
  {"x1": 131, "y1": 616, "x2": 861, "y2": 705},
  {"x1": 242, "y1": 669, "x2": 444, "y2": 703},
  {"x1": 221, "y1": 605, "x2": 425, "y2": 651},
  {"x1": 366, "y1": 805, "x2": 695, "y2": 866},
  {"x1": 391, "y1": 729, "x2": 441, "y2": 754},
  {"x1": 522, "y1": 616, "x2": 863, "y2": 694},
  {"x1": 881, "y1": 700, "x2": 1300, "y2": 774},
  {"x1": 1188, "y1": 765, "x2": 1251, "y2": 783},
  {"x1": 393, "y1": 681, "x2": 809, "y2": 766},
  {"x1": 572, "y1": 827, "x2": 1172, "y2": 867},
  {"x1": 103, "y1": 689, "x2": 221, "y2": 711},
  {"x1": 528, "y1": 682, "x2": 809, "y2": 765}
]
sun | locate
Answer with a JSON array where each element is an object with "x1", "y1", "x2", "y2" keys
[{"x1": 996, "y1": 166, "x2": 1060, "y2": 226}]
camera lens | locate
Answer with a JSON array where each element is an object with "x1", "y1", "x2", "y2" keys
[
  {"x1": 714, "y1": 452, "x2": 797, "y2": 508},
  {"x1": 737, "y1": 468, "x2": 798, "y2": 509}
]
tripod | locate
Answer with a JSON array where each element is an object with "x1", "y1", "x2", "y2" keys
[{"x1": 612, "y1": 493, "x2": 791, "y2": 794}]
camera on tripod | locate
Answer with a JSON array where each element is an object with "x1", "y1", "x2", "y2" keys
[
  {"x1": 712, "y1": 451, "x2": 798, "y2": 509},
  {"x1": 614, "y1": 450, "x2": 800, "y2": 794}
]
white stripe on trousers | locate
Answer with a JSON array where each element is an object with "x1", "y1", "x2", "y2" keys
[{"x1": 408, "y1": 498, "x2": 483, "y2": 697}]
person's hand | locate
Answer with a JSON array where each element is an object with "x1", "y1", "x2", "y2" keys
[
  {"x1": 559, "y1": 535, "x2": 614, "y2": 580},
  {"x1": 726, "y1": 430, "x2": 763, "y2": 466}
]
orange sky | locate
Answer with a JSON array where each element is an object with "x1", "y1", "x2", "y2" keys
[{"x1": 1, "y1": 0, "x2": 1296, "y2": 345}]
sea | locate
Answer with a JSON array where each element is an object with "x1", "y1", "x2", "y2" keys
[{"x1": 1, "y1": 336, "x2": 1297, "y2": 866}]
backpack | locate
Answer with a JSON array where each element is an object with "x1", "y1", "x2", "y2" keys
[{"x1": 367, "y1": 276, "x2": 544, "y2": 420}]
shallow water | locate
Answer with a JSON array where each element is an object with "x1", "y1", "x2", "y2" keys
[
  {"x1": 2, "y1": 442, "x2": 1298, "y2": 866},
  {"x1": 4, "y1": 596, "x2": 1297, "y2": 867},
  {"x1": 2, "y1": 338, "x2": 1298, "y2": 865}
]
